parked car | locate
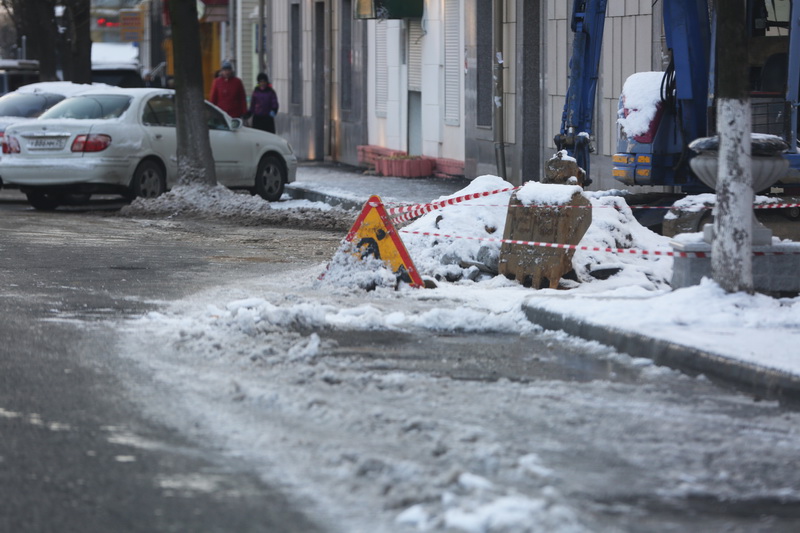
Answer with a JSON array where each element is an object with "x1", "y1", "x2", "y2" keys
[
  {"x1": 0, "y1": 81, "x2": 99, "y2": 133},
  {"x1": 0, "y1": 87, "x2": 297, "y2": 210},
  {"x1": 0, "y1": 81, "x2": 101, "y2": 189}
]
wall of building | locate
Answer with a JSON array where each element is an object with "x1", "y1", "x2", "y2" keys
[
  {"x1": 261, "y1": 0, "x2": 366, "y2": 165},
  {"x1": 465, "y1": 0, "x2": 542, "y2": 186},
  {"x1": 237, "y1": 0, "x2": 258, "y2": 91},
  {"x1": 364, "y1": 0, "x2": 466, "y2": 165}
]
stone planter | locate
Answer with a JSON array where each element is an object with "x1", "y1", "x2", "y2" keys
[{"x1": 688, "y1": 134, "x2": 790, "y2": 245}]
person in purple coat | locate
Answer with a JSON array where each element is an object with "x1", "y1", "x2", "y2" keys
[{"x1": 247, "y1": 73, "x2": 280, "y2": 134}]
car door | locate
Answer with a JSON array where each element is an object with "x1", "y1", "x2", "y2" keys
[
  {"x1": 205, "y1": 103, "x2": 252, "y2": 187},
  {"x1": 141, "y1": 94, "x2": 178, "y2": 184}
]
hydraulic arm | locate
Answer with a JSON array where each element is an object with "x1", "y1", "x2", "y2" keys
[{"x1": 554, "y1": 0, "x2": 608, "y2": 184}]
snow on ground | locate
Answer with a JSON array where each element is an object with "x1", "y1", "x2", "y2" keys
[
  {"x1": 115, "y1": 170, "x2": 800, "y2": 531},
  {"x1": 119, "y1": 170, "x2": 800, "y2": 387},
  {"x1": 121, "y1": 183, "x2": 354, "y2": 231}
]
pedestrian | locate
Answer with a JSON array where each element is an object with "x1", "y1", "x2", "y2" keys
[
  {"x1": 246, "y1": 73, "x2": 279, "y2": 134},
  {"x1": 209, "y1": 61, "x2": 247, "y2": 118}
]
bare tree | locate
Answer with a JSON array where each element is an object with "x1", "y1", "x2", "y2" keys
[
  {"x1": 0, "y1": 0, "x2": 90, "y2": 82},
  {"x1": 168, "y1": 0, "x2": 217, "y2": 186},
  {"x1": 1, "y1": 0, "x2": 59, "y2": 79},
  {"x1": 59, "y1": 0, "x2": 92, "y2": 84}
]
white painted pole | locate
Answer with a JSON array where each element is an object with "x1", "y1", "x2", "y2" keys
[{"x1": 712, "y1": 0, "x2": 753, "y2": 293}]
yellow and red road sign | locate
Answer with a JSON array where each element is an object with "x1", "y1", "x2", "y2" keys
[{"x1": 343, "y1": 195, "x2": 423, "y2": 287}]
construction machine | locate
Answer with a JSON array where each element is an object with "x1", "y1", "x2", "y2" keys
[{"x1": 555, "y1": 0, "x2": 800, "y2": 202}]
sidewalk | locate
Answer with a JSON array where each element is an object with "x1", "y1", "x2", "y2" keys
[
  {"x1": 287, "y1": 162, "x2": 470, "y2": 211},
  {"x1": 289, "y1": 163, "x2": 800, "y2": 407}
]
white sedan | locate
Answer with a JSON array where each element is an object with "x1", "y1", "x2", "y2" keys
[{"x1": 0, "y1": 87, "x2": 296, "y2": 210}]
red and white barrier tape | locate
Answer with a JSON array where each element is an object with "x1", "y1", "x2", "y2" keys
[
  {"x1": 387, "y1": 199, "x2": 800, "y2": 225},
  {"x1": 379, "y1": 183, "x2": 800, "y2": 226},
  {"x1": 387, "y1": 186, "x2": 521, "y2": 223},
  {"x1": 400, "y1": 229, "x2": 800, "y2": 257}
]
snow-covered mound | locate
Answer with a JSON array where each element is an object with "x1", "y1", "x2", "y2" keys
[{"x1": 400, "y1": 176, "x2": 673, "y2": 290}]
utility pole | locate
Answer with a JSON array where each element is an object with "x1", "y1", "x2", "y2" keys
[{"x1": 713, "y1": 0, "x2": 753, "y2": 293}]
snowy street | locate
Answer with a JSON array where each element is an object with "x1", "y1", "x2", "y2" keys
[{"x1": 2, "y1": 185, "x2": 800, "y2": 532}]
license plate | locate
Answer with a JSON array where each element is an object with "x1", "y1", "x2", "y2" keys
[{"x1": 27, "y1": 138, "x2": 66, "y2": 151}]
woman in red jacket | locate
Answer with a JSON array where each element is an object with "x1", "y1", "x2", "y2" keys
[{"x1": 209, "y1": 61, "x2": 247, "y2": 118}]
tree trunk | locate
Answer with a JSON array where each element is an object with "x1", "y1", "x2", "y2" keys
[
  {"x1": 168, "y1": 0, "x2": 217, "y2": 186},
  {"x1": 11, "y1": 0, "x2": 60, "y2": 80},
  {"x1": 65, "y1": 0, "x2": 92, "y2": 84},
  {"x1": 713, "y1": 0, "x2": 753, "y2": 293}
]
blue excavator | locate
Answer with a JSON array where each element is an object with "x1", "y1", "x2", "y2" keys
[{"x1": 555, "y1": 0, "x2": 800, "y2": 198}]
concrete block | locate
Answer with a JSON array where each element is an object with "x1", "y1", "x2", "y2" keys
[{"x1": 671, "y1": 240, "x2": 800, "y2": 295}]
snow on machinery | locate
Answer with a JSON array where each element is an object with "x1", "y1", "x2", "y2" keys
[{"x1": 555, "y1": 0, "x2": 800, "y2": 210}]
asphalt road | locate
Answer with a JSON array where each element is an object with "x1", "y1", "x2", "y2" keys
[
  {"x1": 0, "y1": 196, "x2": 340, "y2": 533},
  {"x1": 3, "y1": 192, "x2": 800, "y2": 532}
]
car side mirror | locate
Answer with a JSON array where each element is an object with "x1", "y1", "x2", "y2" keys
[{"x1": 230, "y1": 118, "x2": 243, "y2": 130}]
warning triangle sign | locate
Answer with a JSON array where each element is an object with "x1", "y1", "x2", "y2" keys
[{"x1": 342, "y1": 195, "x2": 424, "y2": 288}]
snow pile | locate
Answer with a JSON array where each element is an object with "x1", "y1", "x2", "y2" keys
[
  {"x1": 317, "y1": 241, "x2": 400, "y2": 292},
  {"x1": 401, "y1": 175, "x2": 513, "y2": 282},
  {"x1": 515, "y1": 180, "x2": 583, "y2": 205},
  {"x1": 572, "y1": 192, "x2": 672, "y2": 291},
  {"x1": 664, "y1": 192, "x2": 784, "y2": 221},
  {"x1": 399, "y1": 175, "x2": 672, "y2": 290},
  {"x1": 123, "y1": 184, "x2": 279, "y2": 218},
  {"x1": 618, "y1": 71, "x2": 665, "y2": 137},
  {"x1": 120, "y1": 184, "x2": 353, "y2": 230}
]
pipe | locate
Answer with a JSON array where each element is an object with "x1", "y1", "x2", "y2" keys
[{"x1": 493, "y1": 0, "x2": 506, "y2": 179}]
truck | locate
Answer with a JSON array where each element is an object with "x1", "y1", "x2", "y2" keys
[{"x1": 555, "y1": 0, "x2": 800, "y2": 224}]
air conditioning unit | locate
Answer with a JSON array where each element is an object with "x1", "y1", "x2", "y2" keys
[{"x1": 354, "y1": 0, "x2": 424, "y2": 19}]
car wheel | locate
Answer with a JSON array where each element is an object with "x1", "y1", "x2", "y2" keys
[
  {"x1": 26, "y1": 191, "x2": 61, "y2": 211},
  {"x1": 254, "y1": 155, "x2": 285, "y2": 202},
  {"x1": 130, "y1": 159, "x2": 166, "y2": 199}
]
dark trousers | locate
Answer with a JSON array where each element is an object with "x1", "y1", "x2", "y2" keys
[{"x1": 252, "y1": 115, "x2": 276, "y2": 134}]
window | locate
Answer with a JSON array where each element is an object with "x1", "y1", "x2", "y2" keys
[
  {"x1": 205, "y1": 104, "x2": 230, "y2": 130},
  {"x1": 142, "y1": 95, "x2": 176, "y2": 126},
  {"x1": 0, "y1": 93, "x2": 64, "y2": 118},
  {"x1": 407, "y1": 19, "x2": 423, "y2": 92},
  {"x1": 444, "y1": 0, "x2": 461, "y2": 125},
  {"x1": 341, "y1": 0, "x2": 353, "y2": 111},
  {"x1": 291, "y1": 3, "x2": 302, "y2": 106},
  {"x1": 375, "y1": 21, "x2": 388, "y2": 117},
  {"x1": 40, "y1": 95, "x2": 132, "y2": 120},
  {"x1": 476, "y1": 0, "x2": 493, "y2": 127}
]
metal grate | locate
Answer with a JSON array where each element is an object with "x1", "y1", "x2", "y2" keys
[{"x1": 751, "y1": 98, "x2": 788, "y2": 137}]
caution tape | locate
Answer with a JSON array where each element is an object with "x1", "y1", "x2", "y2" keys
[
  {"x1": 387, "y1": 186, "x2": 521, "y2": 223},
  {"x1": 400, "y1": 229, "x2": 800, "y2": 258},
  {"x1": 388, "y1": 200, "x2": 800, "y2": 224},
  {"x1": 381, "y1": 185, "x2": 800, "y2": 226}
]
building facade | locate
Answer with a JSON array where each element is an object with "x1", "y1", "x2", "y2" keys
[{"x1": 142, "y1": 0, "x2": 666, "y2": 189}]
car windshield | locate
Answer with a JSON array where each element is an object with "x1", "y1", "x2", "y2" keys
[
  {"x1": 0, "y1": 92, "x2": 63, "y2": 117},
  {"x1": 40, "y1": 94, "x2": 132, "y2": 120}
]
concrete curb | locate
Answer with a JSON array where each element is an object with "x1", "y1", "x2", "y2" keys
[
  {"x1": 523, "y1": 303, "x2": 800, "y2": 407},
  {"x1": 285, "y1": 185, "x2": 365, "y2": 212}
]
